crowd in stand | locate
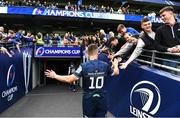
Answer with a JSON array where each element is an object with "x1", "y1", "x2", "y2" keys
[
  {"x1": 0, "y1": 0, "x2": 136, "y2": 14},
  {"x1": 1, "y1": 0, "x2": 180, "y2": 15},
  {"x1": 0, "y1": 27, "x2": 81, "y2": 57}
]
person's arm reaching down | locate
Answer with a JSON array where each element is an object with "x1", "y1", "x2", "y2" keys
[
  {"x1": 113, "y1": 42, "x2": 134, "y2": 58},
  {"x1": 120, "y1": 38, "x2": 145, "y2": 69}
]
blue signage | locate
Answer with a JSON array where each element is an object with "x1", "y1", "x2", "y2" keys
[
  {"x1": 125, "y1": 14, "x2": 163, "y2": 23},
  {"x1": 8, "y1": 6, "x2": 34, "y2": 15},
  {"x1": 6, "y1": 6, "x2": 124, "y2": 21},
  {"x1": 1, "y1": 6, "x2": 179, "y2": 23},
  {"x1": 125, "y1": 14, "x2": 143, "y2": 22},
  {"x1": 106, "y1": 63, "x2": 180, "y2": 117},
  {"x1": 34, "y1": 46, "x2": 81, "y2": 58},
  {"x1": 0, "y1": 48, "x2": 33, "y2": 113},
  {"x1": 0, "y1": 6, "x2": 167, "y2": 23}
]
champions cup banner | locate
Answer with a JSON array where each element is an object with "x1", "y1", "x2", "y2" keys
[
  {"x1": 1, "y1": 6, "x2": 176, "y2": 23},
  {"x1": 0, "y1": 48, "x2": 33, "y2": 113},
  {"x1": 7, "y1": 6, "x2": 125, "y2": 21},
  {"x1": 106, "y1": 63, "x2": 180, "y2": 117},
  {"x1": 35, "y1": 46, "x2": 81, "y2": 58}
]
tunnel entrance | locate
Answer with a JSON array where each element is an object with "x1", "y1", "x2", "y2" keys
[
  {"x1": 37, "y1": 58, "x2": 81, "y2": 86},
  {"x1": 46, "y1": 60, "x2": 70, "y2": 85}
]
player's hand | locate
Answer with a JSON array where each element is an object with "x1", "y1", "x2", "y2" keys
[
  {"x1": 117, "y1": 57, "x2": 122, "y2": 63},
  {"x1": 120, "y1": 63, "x2": 128, "y2": 69},
  {"x1": 108, "y1": 54, "x2": 113, "y2": 59},
  {"x1": 0, "y1": 47, "x2": 7, "y2": 54},
  {"x1": 112, "y1": 55, "x2": 121, "y2": 61},
  {"x1": 45, "y1": 69, "x2": 56, "y2": 79},
  {"x1": 112, "y1": 58, "x2": 119, "y2": 67}
]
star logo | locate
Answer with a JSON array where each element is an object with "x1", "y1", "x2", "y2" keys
[{"x1": 37, "y1": 9, "x2": 42, "y2": 15}]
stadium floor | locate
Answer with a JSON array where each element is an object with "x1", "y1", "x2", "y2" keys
[
  {"x1": 0, "y1": 84, "x2": 114, "y2": 117},
  {"x1": 0, "y1": 84, "x2": 82, "y2": 117}
]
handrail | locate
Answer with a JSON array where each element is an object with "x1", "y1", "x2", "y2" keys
[
  {"x1": 140, "y1": 54, "x2": 180, "y2": 64},
  {"x1": 142, "y1": 49, "x2": 180, "y2": 56},
  {"x1": 135, "y1": 49, "x2": 180, "y2": 75},
  {"x1": 136, "y1": 59, "x2": 180, "y2": 73}
]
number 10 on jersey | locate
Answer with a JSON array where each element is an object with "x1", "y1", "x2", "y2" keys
[{"x1": 89, "y1": 76, "x2": 104, "y2": 89}]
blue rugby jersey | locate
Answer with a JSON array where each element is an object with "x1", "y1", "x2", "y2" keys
[{"x1": 74, "y1": 59, "x2": 113, "y2": 93}]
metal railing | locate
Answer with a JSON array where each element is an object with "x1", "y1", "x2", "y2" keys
[{"x1": 135, "y1": 49, "x2": 180, "y2": 74}]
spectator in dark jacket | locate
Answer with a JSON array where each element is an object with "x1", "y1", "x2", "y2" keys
[
  {"x1": 155, "y1": 6, "x2": 180, "y2": 53},
  {"x1": 155, "y1": 6, "x2": 180, "y2": 72}
]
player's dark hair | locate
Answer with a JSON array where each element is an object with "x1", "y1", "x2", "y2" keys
[{"x1": 88, "y1": 44, "x2": 98, "y2": 55}]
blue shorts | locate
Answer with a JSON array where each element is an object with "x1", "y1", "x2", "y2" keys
[{"x1": 83, "y1": 92, "x2": 107, "y2": 117}]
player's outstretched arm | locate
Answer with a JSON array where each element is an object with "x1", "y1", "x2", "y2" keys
[
  {"x1": 45, "y1": 69, "x2": 78, "y2": 83},
  {"x1": 112, "y1": 58, "x2": 119, "y2": 75}
]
